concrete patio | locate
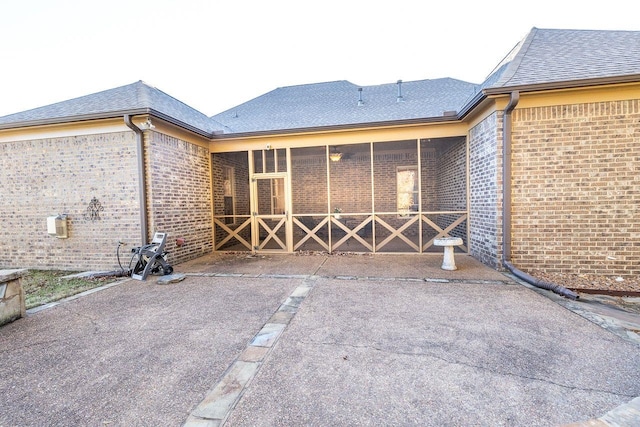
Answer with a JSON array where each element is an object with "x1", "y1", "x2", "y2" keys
[{"x1": 1, "y1": 253, "x2": 638, "y2": 426}]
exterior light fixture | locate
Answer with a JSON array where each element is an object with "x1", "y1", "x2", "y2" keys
[{"x1": 140, "y1": 118, "x2": 155, "y2": 129}]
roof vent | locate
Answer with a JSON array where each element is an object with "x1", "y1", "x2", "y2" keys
[
  {"x1": 396, "y1": 80, "x2": 404, "y2": 102},
  {"x1": 357, "y1": 88, "x2": 364, "y2": 106}
]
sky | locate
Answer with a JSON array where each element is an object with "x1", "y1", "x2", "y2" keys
[{"x1": 0, "y1": 0, "x2": 638, "y2": 118}]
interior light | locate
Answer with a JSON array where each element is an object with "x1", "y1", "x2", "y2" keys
[{"x1": 329, "y1": 147, "x2": 342, "y2": 162}]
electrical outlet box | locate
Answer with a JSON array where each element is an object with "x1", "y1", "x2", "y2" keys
[{"x1": 47, "y1": 215, "x2": 68, "y2": 238}]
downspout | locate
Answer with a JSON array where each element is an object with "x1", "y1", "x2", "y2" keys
[
  {"x1": 124, "y1": 115, "x2": 149, "y2": 245},
  {"x1": 501, "y1": 91, "x2": 578, "y2": 300}
]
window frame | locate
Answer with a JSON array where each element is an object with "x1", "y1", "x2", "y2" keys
[{"x1": 396, "y1": 165, "x2": 419, "y2": 218}]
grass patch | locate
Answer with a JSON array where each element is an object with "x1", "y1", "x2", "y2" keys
[{"x1": 22, "y1": 270, "x2": 122, "y2": 309}]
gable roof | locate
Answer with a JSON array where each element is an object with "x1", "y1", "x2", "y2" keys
[
  {"x1": 485, "y1": 28, "x2": 640, "y2": 92},
  {"x1": 211, "y1": 78, "x2": 479, "y2": 135},
  {"x1": 1, "y1": 28, "x2": 639, "y2": 138},
  {"x1": 215, "y1": 28, "x2": 640, "y2": 135},
  {"x1": 0, "y1": 81, "x2": 225, "y2": 135}
]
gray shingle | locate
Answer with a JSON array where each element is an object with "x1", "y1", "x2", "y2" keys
[
  {"x1": 214, "y1": 28, "x2": 640, "y2": 136},
  {"x1": 211, "y1": 78, "x2": 479, "y2": 134},
  {"x1": 488, "y1": 28, "x2": 640, "y2": 88},
  {"x1": 2, "y1": 28, "x2": 638, "y2": 137},
  {"x1": 0, "y1": 81, "x2": 224, "y2": 134}
]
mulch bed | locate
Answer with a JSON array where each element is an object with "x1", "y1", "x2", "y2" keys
[{"x1": 530, "y1": 269, "x2": 640, "y2": 296}]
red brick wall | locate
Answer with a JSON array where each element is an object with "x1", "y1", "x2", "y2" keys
[
  {"x1": 436, "y1": 138, "x2": 467, "y2": 211},
  {"x1": 373, "y1": 147, "x2": 420, "y2": 242},
  {"x1": 329, "y1": 151, "x2": 373, "y2": 214},
  {"x1": 291, "y1": 148, "x2": 328, "y2": 213},
  {"x1": 290, "y1": 144, "x2": 437, "y2": 218},
  {"x1": 373, "y1": 149, "x2": 419, "y2": 213},
  {"x1": 420, "y1": 144, "x2": 438, "y2": 211},
  {"x1": 146, "y1": 132, "x2": 213, "y2": 264},
  {"x1": 511, "y1": 100, "x2": 640, "y2": 277},
  {"x1": 469, "y1": 112, "x2": 502, "y2": 268},
  {"x1": 435, "y1": 138, "x2": 467, "y2": 242},
  {"x1": 0, "y1": 131, "x2": 141, "y2": 270},
  {"x1": 212, "y1": 152, "x2": 250, "y2": 217}
]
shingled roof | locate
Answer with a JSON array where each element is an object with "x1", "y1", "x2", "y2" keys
[
  {"x1": 213, "y1": 28, "x2": 640, "y2": 135},
  {"x1": 1, "y1": 28, "x2": 639, "y2": 137},
  {"x1": 0, "y1": 81, "x2": 225, "y2": 135},
  {"x1": 211, "y1": 78, "x2": 478, "y2": 134},
  {"x1": 485, "y1": 27, "x2": 640, "y2": 90}
]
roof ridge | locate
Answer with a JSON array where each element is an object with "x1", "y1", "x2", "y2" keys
[
  {"x1": 277, "y1": 80, "x2": 356, "y2": 90},
  {"x1": 136, "y1": 80, "x2": 152, "y2": 108},
  {"x1": 536, "y1": 27, "x2": 640, "y2": 34},
  {"x1": 0, "y1": 80, "x2": 223, "y2": 135},
  {"x1": 370, "y1": 77, "x2": 463, "y2": 86},
  {"x1": 489, "y1": 28, "x2": 538, "y2": 87},
  {"x1": 135, "y1": 80, "x2": 211, "y2": 117}
]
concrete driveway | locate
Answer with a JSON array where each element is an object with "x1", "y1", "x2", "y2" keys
[{"x1": 1, "y1": 253, "x2": 638, "y2": 426}]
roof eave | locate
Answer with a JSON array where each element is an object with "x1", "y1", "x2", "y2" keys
[
  {"x1": 212, "y1": 115, "x2": 460, "y2": 140},
  {"x1": 146, "y1": 109, "x2": 213, "y2": 138},
  {"x1": 483, "y1": 74, "x2": 640, "y2": 96},
  {"x1": 0, "y1": 108, "x2": 150, "y2": 131},
  {"x1": 0, "y1": 108, "x2": 213, "y2": 138},
  {"x1": 456, "y1": 91, "x2": 486, "y2": 120}
]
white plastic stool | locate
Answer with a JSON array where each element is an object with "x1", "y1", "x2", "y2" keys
[{"x1": 433, "y1": 237, "x2": 463, "y2": 270}]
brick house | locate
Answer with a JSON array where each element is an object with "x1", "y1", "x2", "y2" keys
[{"x1": 1, "y1": 28, "x2": 638, "y2": 284}]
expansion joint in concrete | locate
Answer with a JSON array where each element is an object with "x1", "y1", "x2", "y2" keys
[{"x1": 184, "y1": 278, "x2": 316, "y2": 426}]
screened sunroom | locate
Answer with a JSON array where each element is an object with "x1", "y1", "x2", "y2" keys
[{"x1": 212, "y1": 136, "x2": 468, "y2": 254}]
